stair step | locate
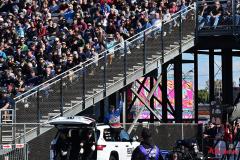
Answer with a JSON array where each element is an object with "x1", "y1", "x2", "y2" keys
[
  {"x1": 152, "y1": 54, "x2": 161, "y2": 58},
  {"x1": 40, "y1": 119, "x2": 47, "y2": 123},
  {"x1": 133, "y1": 66, "x2": 141, "y2": 69},
  {"x1": 117, "y1": 73, "x2": 123, "y2": 76},
  {"x1": 71, "y1": 100, "x2": 81, "y2": 104},
  {"x1": 87, "y1": 90, "x2": 94, "y2": 94},
  {"x1": 170, "y1": 44, "x2": 178, "y2": 48},
  {"x1": 53, "y1": 110, "x2": 60, "y2": 113},
  {"x1": 76, "y1": 97, "x2": 83, "y2": 100},
  {"x1": 108, "y1": 79, "x2": 114, "y2": 82},
  {"x1": 65, "y1": 103, "x2": 71, "y2": 106},
  {"x1": 48, "y1": 112, "x2": 60, "y2": 116},
  {"x1": 41, "y1": 116, "x2": 49, "y2": 119},
  {"x1": 92, "y1": 88, "x2": 102, "y2": 92},
  {"x1": 63, "y1": 107, "x2": 71, "y2": 110},
  {"x1": 1, "y1": 130, "x2": 13, "y2": 133},
  {"x1": 2, "y1": 135, "x2": 13, "y2": 138}
]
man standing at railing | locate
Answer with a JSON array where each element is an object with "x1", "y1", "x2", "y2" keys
[
  {"x1": 0, "y1": 89, "x2": 11, "y2": 122},
  {"x1": 0, "y1": 89, "x2": 10, "y2": 110}
]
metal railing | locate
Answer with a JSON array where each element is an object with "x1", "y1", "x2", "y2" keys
[{"x1": 12, "y1": 4, "x2": 196, "y2": 129}]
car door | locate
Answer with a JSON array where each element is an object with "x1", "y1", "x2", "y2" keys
[{"x1": 102, "y1": 128, "x2": 123, "y2": 159}]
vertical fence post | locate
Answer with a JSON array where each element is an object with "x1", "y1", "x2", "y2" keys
[
  {"x1": 161, "y1": 22, "x2": 164, "y2": 64},
  {"x1": 232, "y1": 0, "x2": 236, "y2": 34},
  {"x1": 13, "y1": 106, "x2": 16, "y2": 144},
  {"x1": 179, "y1": 11, "x2": 182, "y2": 54},
  {"x1": 143, "y1": 31, "x2": 146, "y2": 75},
  {"x1": 124, "y1": 41, "x2": 127, "y2": 85},
  {"x1": 37, "y1": 88, "x2": 40, "y2": 135},
  {"x1": 195, "y1": 1, "x2": 199, "y2": 42},
  {"x1": 0, "y1": 110, "x2": 2, "y2": 144},
  {"x1": 103, "y1": 52, "x2": 107, "y2": 97},
  {"x1": 23, "y1": 124, "x2": 27, "y2": 160},
  {"x1": 60, "y1": 76, "x2": 63, "y2": 116},
  {"x1": 82, "y1": 64, "x2": 86, "y2": 110}
]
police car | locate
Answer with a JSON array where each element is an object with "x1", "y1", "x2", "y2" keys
[{"x1": 49, "y1": 116, "x2": 140, "y2": 160}]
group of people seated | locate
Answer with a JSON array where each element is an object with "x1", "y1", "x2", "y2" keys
[
  {"x1": 198, "y1": 0, "x2": 240, "y2": 29},
  {"x1": 0, "y1": 0, "x2": 193, "y2": 100}
]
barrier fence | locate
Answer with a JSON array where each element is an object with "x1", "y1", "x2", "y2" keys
[
  {"x1": 3, "y1": 122, "x2": 240, "y2": 159},
  {"x1": 0, "y1": 144, "x2": 28, "y2": 160}
]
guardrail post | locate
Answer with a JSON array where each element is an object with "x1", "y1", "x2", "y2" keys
[
  {"x1": 37, "y1": 88, "x2": 40, "y2": 135},
  {"x1": 103, "y1": 52, "x2": 107, "y2": 97},
  {"x1": 233, "y1": 0, "x2": 236, "y2": 34},
  {"x1": 0, "y1": 110, "x2": 2, "y2": 144},
  {"x1": 13, "y1": 106, "x2": 16, "y2": 144},
  {"x1": 143, "y1": 31, "x2": 146, "y2": 74},
  {"x1": 179, "y1": 11, "x2": 182, "y2": 54},
  {"x1": 23, "y1": 124, "x2": 27, "y2": 160},
  {"x1": 195, "y1": 1, "x2": 199, "y2": 43},
  {"x1": 124, "y1": 41, "x2": 127, "y2": 85},
  {"x1": 60, "y1": 76, "x2": 63, "y2": 116},
  {"x1": 161, "y1": 22, "x2": 164, "y2": 64},
  {"x1": 82, "y1": 64, "x2": 86, "y2": 110}
]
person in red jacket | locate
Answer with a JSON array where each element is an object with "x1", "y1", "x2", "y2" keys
[{"x1": 224, "y1": 122, "x2": 233, "y2": 159}]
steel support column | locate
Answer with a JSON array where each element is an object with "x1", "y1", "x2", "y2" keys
[
  {"x1": 194, "y1": 50, "x2": 199, "y2": 123},
  {"x1": 174, "y1": 55, "x2": 182, "y2": 123},
  {"x1": 222, "y1": 49, "x2": 233, "y2": 122},
  {"x1": 209, "y1": 49, "x2": 215, "y2": 103},
  {"x1": 162, "y1": 63, "x2": 168, "y2": 122}
]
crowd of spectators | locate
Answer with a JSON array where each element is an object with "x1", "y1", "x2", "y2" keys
[
  {"x1": 198, "y1": 0, "x2": 240, "y2": 29},
  {"x1": 0, "y1": 0, "x2": 193, "y2": 102},
  {"x1": 203, "y1": 120, "x2": 240, "y2": 159}
]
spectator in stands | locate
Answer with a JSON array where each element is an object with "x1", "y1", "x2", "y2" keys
[
  {"x1": 207, "y1": 0, "x2": 223, "y2": 29},
  {"x1": 0, "y1": 89, "x2": 11, "y2": 110},
  {"x1": 198, "y1": 2, "x2": 211, "y2": 29}
]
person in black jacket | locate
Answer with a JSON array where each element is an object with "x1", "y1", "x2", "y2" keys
[{"x1": 131, "y1": 128, "x2": 164, "y2": 160}]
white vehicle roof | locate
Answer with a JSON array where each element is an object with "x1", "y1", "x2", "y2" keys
[{"x1": 49, "y1": 116, "x2": 95, "y2": 125}]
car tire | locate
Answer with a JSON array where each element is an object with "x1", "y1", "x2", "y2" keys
[{"x1": 109, "y1": 155, "x2": 117, "y2": 160}]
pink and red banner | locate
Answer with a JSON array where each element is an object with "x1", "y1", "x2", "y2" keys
[{"x1": 128, "y1": 77, "x2": 194, "y2": 119}]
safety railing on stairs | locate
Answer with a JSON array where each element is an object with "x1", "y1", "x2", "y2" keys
[{"x1": 8, "y1": 4, "x2": 196, "y2": 144}]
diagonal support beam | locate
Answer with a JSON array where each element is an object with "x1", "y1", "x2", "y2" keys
[
  {"x1": 128, "y1": 74, "x2": 165, "y2": 134},
  {"x1": 127, "y1": 77, "x2": 148, "y2": 114},
  {"x1": 131, "y1": 89, "x2": 162, "y2": 121},
  {"x1": 136, "y1": 80, "x2": 174, "y2": 115}
]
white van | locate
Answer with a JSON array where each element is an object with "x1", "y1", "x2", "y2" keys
[{"x1": 49, "y1": 116, "x2": 139, "y2": 160}]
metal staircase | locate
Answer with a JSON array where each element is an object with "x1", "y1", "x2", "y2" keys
[
  {"x1": 1, "y1": 109, "x2": 14, "y2": 144},
  {"x1": 4, "y1": 5, "x2": 196, "y2": 144}
]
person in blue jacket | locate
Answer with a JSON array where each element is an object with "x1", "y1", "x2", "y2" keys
[{"x1": 104, "y1": 103, "x2": 123, "y2": 141}]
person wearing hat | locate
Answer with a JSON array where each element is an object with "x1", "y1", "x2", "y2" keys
[{"x1": 131, "y1": 128, "x2": 163, "y2": 160}]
